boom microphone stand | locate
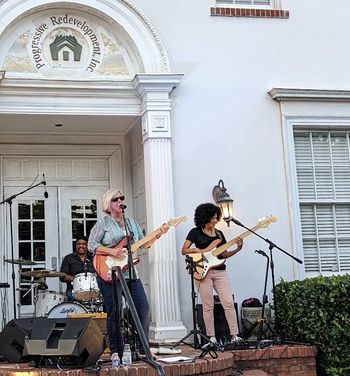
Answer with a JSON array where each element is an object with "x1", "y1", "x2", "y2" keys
[
  {"x1": 229, "y1": 217, "x2": 302, "y2": 340},
  {"x1": 119, "y1": 204, "x2": 138, "y2": 358},
  {"x1": 113, "y1": 266, "x2": 165, "y2": 376},
  {"x1": 0, "y1": 178, "x2": 47, "y2": 319}
]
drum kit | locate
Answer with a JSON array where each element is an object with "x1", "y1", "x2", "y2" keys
[{"x1": 5, "y1": 258, "x2": 103, "y2": 318}]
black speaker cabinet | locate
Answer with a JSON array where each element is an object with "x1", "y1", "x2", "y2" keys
[
  {"x1": 24, "y1": 318, "x2": 105, "y2": 368},
  {"x1": 0, "y1": 318, "x2": 39, "y2": 362},
  {"x1": 197, "y1": 299, "x2": 239, "y2": 344}
]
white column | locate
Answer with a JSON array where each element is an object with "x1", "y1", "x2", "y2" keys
[{"x1": 134, "y1": 74, "x2": 187, "y2": 342}]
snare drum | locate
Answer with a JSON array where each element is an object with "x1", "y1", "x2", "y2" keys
[
  {"x1": 35, "y1": 290, "x2": 66, "y2": 317},
  {"x1": 47, "y1": 302, "x2": 88, "y2": 318},
  {"x1": 73, "y1": 272, "x2": 100, "y2": 301}
]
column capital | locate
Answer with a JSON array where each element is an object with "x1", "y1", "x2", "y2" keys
[
  {"x1": 133, "y1": 73, "x2": 183, "y2": 98},
  {"x1": 133, "y1": 74, "x2": 183, "y2": 141}
]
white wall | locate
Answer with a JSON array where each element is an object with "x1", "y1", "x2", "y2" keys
[{"x1": 128, "y1": 0, "x2": 350, "y2": 330}]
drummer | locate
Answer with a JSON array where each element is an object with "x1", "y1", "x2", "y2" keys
[{"x1": 60, "y1": 235, "x2": 95, "y2": 301}]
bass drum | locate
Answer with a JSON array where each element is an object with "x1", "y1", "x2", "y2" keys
[
  {"x1": 35, "y1": 290, "x2": 66, "y2": 317},
  {"x1": 47, "y1": 302, "x2": 88, "y2": 318}
]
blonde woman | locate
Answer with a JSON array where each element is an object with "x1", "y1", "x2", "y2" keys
[{"x1": 88, "y1": 188, "x2": 168, "y2": 355}]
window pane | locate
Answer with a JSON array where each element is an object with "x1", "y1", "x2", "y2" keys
[
  {"x1": 86, "y1": 220, "x2": 97, "y2": 237},
  {"x1": 19, "y1": 242, "x2": 31, "y2": 260},
  {"x1": 72, "y1": 220, "x2": 84, "y2": 238},
  {"x1": 18, "y1": 203, "x2": 30, "y2": 219},
  {"x1": 19, "y1": 222, "x2": 31, "y2": 240},
  {"x1": 72, "y1": 203, "x2": 84, "y2": 219},
  {"x1": 33, "y1": 222, "x2": 45, "y2": 240},
  {"x1": 33, "y1": 200, "x2": 44, "y2": 219},
  {"x1": 86, "y1": 200, "x2": 97, "y2": 218},
  {"x1": 33, "y1": 242, "x2": 45, "y2": 262}
]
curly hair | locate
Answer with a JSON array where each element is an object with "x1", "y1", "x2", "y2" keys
[{"x1": 194, "y1": 203, "x2": 222, "y2": 228}]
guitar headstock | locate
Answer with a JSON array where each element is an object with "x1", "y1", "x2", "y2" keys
[
  {"x1": 257, "y1": 215, "x2": 277, "y2": 228},
  {"x1": 168, "y1": 216, "x2": 187, "y2": 227}
]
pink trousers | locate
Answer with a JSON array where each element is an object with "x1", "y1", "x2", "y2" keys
[{"x1": 197, "y1": 269, "x2": 239, "y2": 337}]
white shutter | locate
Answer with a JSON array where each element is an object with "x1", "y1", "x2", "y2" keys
[{"x1": 294, "y1": 131, "x2": 350, "y2": 273}]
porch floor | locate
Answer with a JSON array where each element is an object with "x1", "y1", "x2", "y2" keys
[{"x1": 0, "y1": 344, "x2": 317, "y2": 376}]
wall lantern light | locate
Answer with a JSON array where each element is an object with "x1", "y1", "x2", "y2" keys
[{"x1": 212, "y1": 179, "x2": 234, "y2": 226}]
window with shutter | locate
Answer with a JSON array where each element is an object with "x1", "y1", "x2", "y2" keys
[{"x1": 294, "y1": 131, "x2": 350, "y2": 274}]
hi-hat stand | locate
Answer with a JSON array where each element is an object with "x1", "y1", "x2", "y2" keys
[
  {"x1": 0, "y1": 177, "x2": 47, "y2": 319},
  {"x1": 229, "y1": 217, "x2": 303, "y2": 343}
]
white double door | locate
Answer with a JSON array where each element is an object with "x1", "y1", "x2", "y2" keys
[{"x1": 4, "y1": 185, "x2": 107, "y2": 317}]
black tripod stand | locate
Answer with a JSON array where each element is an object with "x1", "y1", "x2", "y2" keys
[
  {"x1": 241, "y1": 249, "x2": 275, "y2": 343},
  {"x1": 173, "y1": 258, "x2": 211, "y2": 349},
  {"x1": 173, "y1": 258, "x2": 224, "y2": 358}
]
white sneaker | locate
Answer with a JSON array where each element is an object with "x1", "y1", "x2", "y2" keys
[{"x1": 209, "y1": 336, "x2": 217, "y2": 344}]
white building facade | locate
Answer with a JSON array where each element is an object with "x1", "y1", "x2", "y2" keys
[{"x1": 0, "y1": 0, "x2": 349, "y2": 341}]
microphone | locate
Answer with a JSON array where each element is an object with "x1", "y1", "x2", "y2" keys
[
  {"x1": 84, "y1": 260, "x2": 88, "y2": 277},
  {"x1": 119, "y1": 204, "x2": 127, "y2": 210},
  {"x1": 43, "y1": 174, "x2": 49, "y2": 198},
  {"x1": 230, "y1": 217, "x2": 243, "y2": 227},
  {"x1": 255, "y1": 249, "x2": 267, "y2": 257}
]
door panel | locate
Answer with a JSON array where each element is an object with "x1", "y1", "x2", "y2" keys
[
  {"x1": 58, "y1": 186, "x2": 107, "y2": 291},
  {"x1": 4, "y1": 186, "x2": 58, "y2": 317}
]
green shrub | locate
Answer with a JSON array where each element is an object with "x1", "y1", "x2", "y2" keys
[{"x1": 275, "y1": 274, "x2": 350, "y2": 375}]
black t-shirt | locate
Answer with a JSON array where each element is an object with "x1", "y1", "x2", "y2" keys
[
  {"x1": 186, "y1": 227, "x2": 227, "y2": 270},
  {"x1": 60, "y1": 252, "x2": 95, "y2": 290}
]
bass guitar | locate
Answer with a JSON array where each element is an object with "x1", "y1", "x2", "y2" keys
[
  {"x1": 93, "y1": 216, "x2": 187, "y2": 282},
  {"x1": 188, "y1": 216, "x2": 277, "y2": 281}
]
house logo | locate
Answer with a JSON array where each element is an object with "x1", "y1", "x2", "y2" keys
[
  {"x1": 30, "y1": 14, "x2": 103, "y2": 73},
  {"x1": 49, "y1": 35, "x2": 82, "y2": 61}
]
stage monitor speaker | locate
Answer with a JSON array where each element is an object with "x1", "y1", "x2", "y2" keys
[
  {"x1": 0, "y1": 317, "x2": 39, "y2": 362},
  {"x1": 24, "y1": 318, "x2": 105, "y2": 368},
  {"x1": 197, "y1": 298, "x2": 239, "y2": 344}
]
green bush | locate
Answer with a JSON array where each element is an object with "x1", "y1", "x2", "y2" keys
[{"x1": 274, "y1": 274, "x2": 350, "y2": 375}]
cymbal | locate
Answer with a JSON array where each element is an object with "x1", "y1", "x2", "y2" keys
[
  {"x1": 5, "y1": 258, "x2": 37, "y2": 265},
  {"x1": 21, "y1": 270, "x2": 66, "y2": 278}
]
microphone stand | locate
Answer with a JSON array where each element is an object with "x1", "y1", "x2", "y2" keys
[
  {"x1": 120, "y1": 206, "x2": 138, "y2": 359},
  {"x1": 229, "y1": 217, "x2": 302, "y2": 341},
  {"x1": 0, "y1": 179, "x2": 46, "y2": 319}
]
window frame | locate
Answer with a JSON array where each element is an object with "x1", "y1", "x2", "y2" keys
[
  {"x1": 215, "y1": 0, "x2": 282, "y2": 9},
  {"x1": 284, "y1": 117, "x2": 350, "y2": 279}
]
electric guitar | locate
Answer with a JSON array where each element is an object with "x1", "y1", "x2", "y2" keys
[
  {"x1": 93, "y1": 216, "x2": 187, "y2": 282},
  {"x1": 188, "y1": 216, "x2": 277, "y2": 281}
]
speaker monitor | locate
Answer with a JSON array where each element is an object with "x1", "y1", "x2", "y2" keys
[
  {"x1": 197, "y1": 299, "x2": 239, "y2": 344},
  {"x1": 24, "y1": 318, "x2": 105, "y2": 368},
  {"x1": 0, "y1": 318, "x2": 37, "y2": 362}
]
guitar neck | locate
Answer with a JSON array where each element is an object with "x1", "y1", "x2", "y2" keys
[
  {"x1": 130, "y1": 227, "x2": 162, "y2": 253},
  {"x1": 212, "y1": 224, "x2": 260, "y2": 256}
]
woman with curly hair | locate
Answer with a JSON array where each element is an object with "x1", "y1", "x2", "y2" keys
[{"x1": 181, "y1": 203, "x2": 243, "y2": 343}]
